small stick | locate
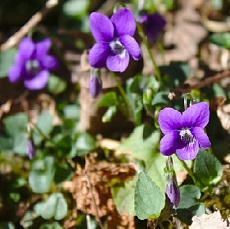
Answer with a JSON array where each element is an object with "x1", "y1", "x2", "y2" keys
[
  {"x1": 85, "y1": 156, "x2": 104, "y2": 229},
  {"x1": 168, "y1": 70, "x2": 230, "y2": 100},
  {"x1": 0, "y1": 0, "x2": 59, "y2": 52}
]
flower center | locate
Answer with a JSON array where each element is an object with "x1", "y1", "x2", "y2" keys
[
  {"x1": 25, "y1": 59, "x2": 40, "y2": 76},
  {"x1": 109, "y1": 39, "x2": 126, "y2": 58},
  {"x1": 179, "y1": 128, "x2": 195, "y2": 145}
]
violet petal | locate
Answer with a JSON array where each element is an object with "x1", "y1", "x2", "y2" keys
[
  {"x1": 88, "y1": 43, "x2": 110, "y2": 68},
  {"x1": 35, "y1": 38, "x2": 51, "y2": 57},
  {"x1": 18, "y1": 37, "x2": 35, "y2": 59},
  {"x1": 119, "y1": 35, "x2": 141, "y2": 60},
  {"x1": 191, "y1": 127, "x2": 211, "y2": 149},
  {"x1": 39, "y1": 55, "x2": 58, "y2": 70},
  {"x1": 182, "y1": 102, "x2": 210, "y2": 128},
  {"x1": 106, "y1": 51, "x2": 129, "y2": 72},
  {"x1": 176, "y1": 140, "x2": 199, "y2": 160},
  {"x1": 90, "y1": 12, "x2": 114, "y2": 43},
  {"x1": 8, "y1": 64, "x2": 24, "y2": 83},
  {"x1": 24, "y1": 70, "x2": 49, "y2": 90},
  {"x1": 110, "y1": 8, "x2": 136, "y2": 37},
  {"x1": 158, "y1": 108, "x2": 182, "y2": 134},
  {"x1": 160, "y1": 130, "x2": 180, "y2": 156}
]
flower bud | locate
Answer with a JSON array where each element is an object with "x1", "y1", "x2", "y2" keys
[
  {"x1": 165, "y1": 177, "x2": 180, "y2": 209},
  {"x1": 138, "y1": 13, "x2": 166, "y2": 46},
  {"x1": 27, "y1": 138, "x2": 36, "y2": 160},
  {"x1": 89, "y1": 69, "x2": 102, "y2": 98}
]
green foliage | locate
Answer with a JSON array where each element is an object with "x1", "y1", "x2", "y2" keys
[
  {"x1": 208, "y1": 32, "x2": 230, "y2": 49},
  {"x1": 193, "y1": 150, "x2": 223, "y2": 191},
  {"x1": 111, "y1": 179, "x2": 136, "y2": 216},
  {"x1": 29, "y1": 156, "x2": 55, "y2": 193},
  {"x1": 63, "y1": 0, "x2": 89, "y2": 18},
  {"x1": 34, "y1": 193, "x2": 68, "y2": 220},
  {"x1": 176, "y1": 185, "x2": 205, "y2": 225},
  {"x1": 134, "y1": 171, "x2": 165, "y2": 220},
  {"x1": 0, "y1": 113, "x2": 28, "y2": 155},
  {"x1": 54, "y1": 162, "x2": 73, "y2": 184},
  {"x1": 39, "y1": 222, "x2": 63, "y2": 229},
  {"x1": 75, "y1": 132, "x2": 96, "y2": 156},
  {"x1": 0, "y1": 48, "x2": 17, "y2": 78},
  {"x1": 97, "y1": 92, "x2": 118, "y2": 107},
  {"x1": 47, "y1": 74, "x2": 67, "y2": 94},
  {"x1": 33, "y1": 112, "x2": 54, "y2": 145},
  {"x1": 119, "y1": 124, "x2": 160, "y2": 163}
]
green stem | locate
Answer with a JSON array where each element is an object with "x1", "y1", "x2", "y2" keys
[
  {"x1": 31, "y1": 123, "x2": 56, "y2": 147},
  {"x1": 200, "y1": 191, "x2": 209, "y2": 202},
  {"x1": 136, "y1": 22, "x2": 162, "y2": 83},
  {"x1": 179, "y1": 159, "x2": 195, "y2": 182},
  {"x1": 111, "y1": 72, "x2": 132, "y2": 115}
]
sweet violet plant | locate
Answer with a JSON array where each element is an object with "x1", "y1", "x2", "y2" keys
[
  {"x1": 8, "y1": 37, "x2": 58, "y2": 90},
  {"x1": 158, "y1": 102, "x2": 211, "y2": 160},
  {"x1": 88, "y1": 8, "x2": 142, "y2": 72}
]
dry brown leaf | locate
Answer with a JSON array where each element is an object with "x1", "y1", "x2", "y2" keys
[
  {"x1": 65, "y1": 153, "x2": 136, "y2": 228},
  {"x1": 189, "y1": 211, "x2": 230, "y2": 229},
  {"x1": 217, "y1": 103, "x2": 230, "y2": 133}
]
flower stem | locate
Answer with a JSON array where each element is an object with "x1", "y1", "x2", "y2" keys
[
  {"x1": 136, "y1": 22, "x2": 162, "y2": 83},
  {"x1": 30, "y1": 123, "x2": 56, "y2": 147},
  {"x1": 179, "y1": 158, "x2": 195, "y2": 182},
  {"x1": 111, "y1": 72, "x2": 132, "y2": 116}
]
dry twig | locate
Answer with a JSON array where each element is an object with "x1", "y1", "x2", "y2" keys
[
  {"x1": 169, "y1": 70, "x2": 230, "y2": 100},
  {"x1": 0, "y1": 0, "x2": 59, "y2": 52}
]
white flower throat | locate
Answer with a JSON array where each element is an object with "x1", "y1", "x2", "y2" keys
[
  {"x1": 179, "y1": 128, "x2": 195, "y2": 145},
  {"x1": 26, "y1": 60, "x2": 40, "y2": 75},
  {"x1": 109, "y1": 39, "x2": 126, "y2": 58}
]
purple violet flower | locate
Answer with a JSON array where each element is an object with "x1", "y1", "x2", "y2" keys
[
  {"x1": 158, "y1": 102, "x2": 211, "y2": 160},
  {"x1": 138, "y1": 13, "x2": 166, "y2": 46},
  {"x1": 88, "y1": 8, "x2": 142, "y2": 72},
  {"x1": 27, "y1": 138, "x2": 36, "y2": 160},
  {"x1": 165, "y1": 178, "x2": 180, "y2": 208},
  {"x1": 89, "y1": 72, "x2": 102, "y2": 98},
  {"x1": 8, "y1": 37, "x2": 58, "y2": 90}
]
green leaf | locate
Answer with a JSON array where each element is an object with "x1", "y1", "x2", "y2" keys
[
  {"x1": 75, "y1": 132, "x2": 96, "y2": 156},
  {"x1": 3, "y1": 113, "x2": 28, "y2": 136},
  {"x1": 39, "y1": 222, "x2": 63, "y2": 229},
  {"x1": 160, "y1": 62, "x2": 192, "y2": 87},
  {"x1": 193, "y1": 150, "x2": 222, "y2": 191},
  {"x1": 208, "y1": 32, "x2": 230, "y2": 49},
  {"x1": 151, "y1": 91, "x2": 169, "y2": 106},
  {"x1": 29, "y1": 156, "x2": 55, "y2": 193},
  {"x1": 177, "y1": 185, "x2": 201, "y2": 209},
  {"x1": 63, "y1": 104, "x2": 80, "y2": 120},
  {"x1": 0, "y1": 48, "x2": 17, "y2": 78},
  {"x1": 97, "y1": 92, "x2": 117, "y2": 108},
  {"x1": 33, "y1": 112, "x2": 53, "y2": 145},
  {"x1": 54, "y1": 162, "x2": 73, "y2": 184},
  {"x1": 147, "y1": 154, "x2": 189, "y2": 193},
  {"x1": 112, "y1": 179, "x2": 136, "y2": 216},
  {"x1": 0, "y1": 221, "x2": 15, "y2": 229},
  {"x1": 102, "y1": 106, "x2": 117, "y2": 123},
  {"x1": 176, "y1": 203, "x2": 205, "y2": 225},
  {"x1": 135, "y1": 172, "x2": 165, "y2": 220},
  {"x1": 13, "y1": 133, "x2": 27, "y2": 155},
  {"x1": 0, "y1": 136, "x2": 13, "y2": 150},
  {"x1": 63, "y1": 0, "x2": 89, "y2": 18},
  {"x1": 35, "y1": 193, "x2": 68, "y2": 220},
  {"x1": 119, "y1": 125, "x2": 160, "y2": 163},
  {"x1": 47, "y1": 74, "x2": 67, "y2": 94}
]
